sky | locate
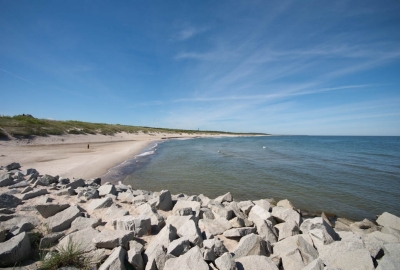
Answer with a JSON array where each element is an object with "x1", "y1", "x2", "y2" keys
[{"x1": 1, "y1": 1, "x2": 400, "y2": 135}]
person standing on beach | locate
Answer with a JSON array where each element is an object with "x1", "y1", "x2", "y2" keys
[{"x1": 87, "y1": 143, "x2": 89, "y2": 149}]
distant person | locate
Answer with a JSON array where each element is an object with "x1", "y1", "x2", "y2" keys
[{"x1": 87, "y1": 143, "x2": 89, "y2": 149}]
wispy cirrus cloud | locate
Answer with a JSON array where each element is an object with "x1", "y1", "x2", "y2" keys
[
  {"x1": 174, "y1": 26, "x2": 208, "y2": 41},
  {"x1": 0, "y1": 68, "x2": 34, "y2": 84}
]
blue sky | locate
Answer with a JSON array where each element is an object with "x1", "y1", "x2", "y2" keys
[{"x1": 1, "y1": 1, "x2": 399, "y2": 135}]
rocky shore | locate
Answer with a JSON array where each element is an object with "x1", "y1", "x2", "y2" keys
[{"x1": 0, "y1": 162, "x2": 399, "y2": 270}]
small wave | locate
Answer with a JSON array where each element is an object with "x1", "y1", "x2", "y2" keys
[{"x1": 136, "y1": 150, "x2": 155, "y2": 157}]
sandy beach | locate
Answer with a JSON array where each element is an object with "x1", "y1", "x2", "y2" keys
[{"x1": 0, "y1": 132, "x2": 238, "y2": 179}]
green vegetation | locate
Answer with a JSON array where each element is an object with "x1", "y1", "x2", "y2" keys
[
  {"x1": 0, "y1": 114, "x2": 268, "y2": 138},
  {"x1": 40, "y1": 241, "x2": 89, "y2": 270}
]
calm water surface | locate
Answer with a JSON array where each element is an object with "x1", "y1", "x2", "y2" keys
[{"x1": 103, "y1": 136, "x2": 400, "y2": 220}]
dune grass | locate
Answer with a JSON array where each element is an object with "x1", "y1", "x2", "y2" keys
[{"x1": 0, "y1": 114, "x2": 267, "y2": 138}]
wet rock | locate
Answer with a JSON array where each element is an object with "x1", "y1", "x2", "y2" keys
[
  {"x1": 0, "y1": 232, "x2": 31, "y2": 266},
  {"x1": 35, "y1": 203, "x2": 70, "y2": 218}
]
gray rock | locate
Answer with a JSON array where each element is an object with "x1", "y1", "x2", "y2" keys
[
  {"x1": 21, "y1": 188, "x2": 48, "y2": 200},
  {"x1": 132, "y1": 194, "x2": 147, "y2": 205},
  {"x1": 177, "y1": 207, "x2": 193, "y2": 216},
  {"x1": 166, "y1": 215, "x2": 196, "y2": 230},
  {"x1": 223, "y1": 227, "x2": 256, "y2": 238},
  {"x1": 102, "y1": 204, "x2": 129, "y2": 222},
  {"x1": 84, "y1": 188, "x2": 100, "y2": 200},
  {"x1": 302, "y1": 258, "x2": 324, "y2": 270},
  {"x1": 202, "y1": 247, "x2": 216, "y2": 261},
  {"x1": 376, "y1": 256, "x2": 399, "y2": 270},
  {"x1": 0, "y1": 174, "x2": 14, "y2": 187},
  {"x1": 350, "y1": 218, "x2": 381, "y2": 234},
  {"x1": 37, "y1": 174, "x2": 59, "y2": 186},
  {"x1": 229, "y1": 217, "x2": 245, "y2": 228},
  {"x1": 117, "y1": 191, "x2": 134, "y2": 203},
  {"x1": 167, "y1": 237, "x2": 191, "y2": 257},
  {"x1": 93, "y1": 229, "x2": 134, "y2": 249},
  {"x1": 0, "y1": 228, "x2": 7, "y2": 243},
  {"x1": 1, "y1": 215, "x2": 40, "y2": 232},
  {"x1": 99, "y1": 246, "x2": 127, "y2": 270},
  {"x1": 254, "y1": 219, "x2": 278, "y2": 244},
  {"x1": 177, "y1": 219, "x2": 203, "y2": 246},
  {"x1": 199, "y1": 217, "x2": 232, "y2": 238},
  {"x1": 164, "y1": 246, "x2": 209, "y2": 270},
  {"x1": 215, "y1": 252, "x2": 237, "y2": 270},
  {"x1": 0, "y1": 232, "x2": 31, "y2": 266},
  {"x1": 237, "y1": 200, "x2": 254, "y2": 215},
  {"x1": 137, "y1": 203, "x2": 165, "y2": 232},
  {"x1": 0, "y1": 213, "x2": 16, "y2": 221},
  {"x1": 198, "y1": 194, "x2": 211, "y2": 207},
  {"x1": 272, "y1": 235, "x2": 315, "y2": 258},
  {"x1": 112, "y1": 215, "x2": 151, "y2": 237},
  {"x1": 376, "y1": 212, "x2": 400, "y2": 231},
  {"x1": 8, "y1": 180, "x2": 29, "y2": 189},
  {"x1": 86, "y1": 178, "x2": 101, "y2": 186},
  {"x1": 203, "y1": 238, "x2": 229, "y2": 257},
  {"x1": 300, "y1": 217, "x2": 339, "y2": 250},
  {"x1": 55, "y1": 187, "x2": 76, "y2": 196},
  {"x1": 98, "y1": 184, "x2": 117, "y2": 197},
  {"x1": 249, "y1": 205, "x2": 276, "y2": 225},
  {"x1": 282, "y1": 248, "x2": 306, "y2": 270},
  {"x1": 334, "y1": 217, "x2": 354, "y2": 231},
  {"x1": 35, "y1": 203, "x2": 70, "y2": 218},
  {"x1": 39, "y1": 232, "x2": 64, "y2": 249},
  {"x1": 8, "y1": 220, "x2": 35, "y2": 235},
  {"x1": 59, "y1": 177, "x2": 70, "y2": 185},
  {"x1": 235, "y1": 255, "x2": 279, "y2": 270},
  {"x1": 46, "y1": 205, "x2": 81, "y2": 232},
  {"x1": 209, "y1": 203, "x2": 233, "y2": 220},
  {"x1": 145, "y1": 245, "x2": 167, "y2": 270},
  {"x1": 5, "y1": 162, "x2": 21, "y2": 171},
  {"x1": 271, "y1": 206, "x2": 301, "y2": 225},
  {"x1": 253, "y1": 199, "x2": 272, "y2": 211},
  {"x1": 144, "y1": 224, "x2": 177, "y2": 262},
  {"x1": 200, "y1": 207, "x2": 215, "y2": 219},
  {"x1": 319, "y1": 240, "x2": 374, "y2": 270},
  {"x1": 70, "y1": 216, "x2": 101, "y2": 231},
  {"x1": 231, "y1": 233, "x2": 270, "y2": 259},
  {"x1": 280, "y1": 236, "x2": 319, "y2": 269},
  {"x1": 275, "y1": 220, "x2": 300, "y2": 241},
  {"x1": 214, "y1": 192, "x2": 233, "y2": 204},
  {"x1": 156, "y1": 190, "x2": 173, "y2": 211},
  {"x1": 127, "y1": 240, "x2": 144, "y2": 270},
  {"x1": 277, "y1": 199, "x2": 295, "y2": 209},
  {"x1": 229, "y1": 201, "x2": 247, "y2": 220},
  {"x1": 0, "y1": 208, "x2": 14, "y2": 214},
  {"x1": 21, "y1": 186, "x2": 33, "y2": 193},
  {"x1": 65, "y1": 178, "x2": 85, "y2": 189},
  {"x1": 381, "y1": 226, "x2": 400, "y2": 241},
  {"x1": 173, "y1": 200, "x2": 201, "y2": 218},
  {"x1": 0, "y1": 193, "x2": 22, "y2": 208},
  {"x1": 58, "y1": 227, "x2": 99, "y2": 252},
  {"x1": 87, "y1": 197, "x2": 113, "y2": 212}
]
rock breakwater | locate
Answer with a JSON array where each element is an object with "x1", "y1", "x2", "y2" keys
[{"x1": 0, "y1": 162, "x2": 399, "y2": 269}]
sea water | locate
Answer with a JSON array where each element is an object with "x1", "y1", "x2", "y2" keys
[{"x1": 103, "y1": 136, "x2": 400, "y2": 220}]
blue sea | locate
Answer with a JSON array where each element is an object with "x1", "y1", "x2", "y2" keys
[{"x1": 103, "y1": 136, "x2": 400, "y2": 221}]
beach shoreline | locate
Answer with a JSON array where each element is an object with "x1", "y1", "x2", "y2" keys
[{"x1": 0, "y1": 132, "x2": 244, "y2": 180}]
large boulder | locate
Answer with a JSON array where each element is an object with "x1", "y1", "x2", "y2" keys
[
  {"x1": 46, "y1": 205, "x2": 81, "y2": 232},
  {"x1": 203, "y1": 238, "x2": 229, "y2": 258},
  {"x1": 209, "y1": 203, "x2": 233, "y2": 220},
  {"x1": 376, "y1": 212, "x2": 400, "y2": 231},
  {"x1": 93, "y1": 229, "x2": 135, "y2": 249},
  {"x1": 255, "y1": 219, "x2": 278, "y2": 244},
  {"x1": 173, "y1": 200, "x2": 201, "y2": 217},
  {"x1": 5, "y1": 162, "x2": 21, "y2": 171},
  {"x1": 215, "y1": 252, "x2": 237, "y2": 270},
  {"x1": 300, "y1": 217, "x2": 339, "y2": 250},
  {"x1": 279, "y1": 236, "x2": 318, "y2": 270},
  {"x1": 36, "y1": 174, "x2": 59, "y2": 186},
  {"x1": 0, "y1": 174, "x2": 14, "y2": 187},
  {"x1": 87, "y1": 197, "x2": 113, "y2": 212},
  {"x1": 235, "y1": 255, "x2": 278, "y2": 270},
  {"x1": 70, "y1": 217, "x2": 101, "y2": 231},
  {"x1": 20, "y1": 188, "x2": 48, "y2": 200},
  {"x1": 275, "y1": 220, "x2": 300, "y2": 241},
  {"x1": 145, "y1": 224, "x2": 177, "y2": 258},
  {"x1": 35, "y1": 203, "x2": 70, "y2": 218},
  {"x1": 65, "y1": 178, "x2": 85, "y2": 189},
  {"x1": 0, "y1": 232, "x2": 31, "y2": 266},
  {"x1": 177, "y1": 219, "x2": 203, "y2": 246},
  {"x1": 253, "y1": 199, "x2": 272, "y2": 211},
  {"x1": 136, "y1": 203, "x2": 165, "y2": 233},
  {"x1": 112, "y1": 215, "x2": 151, "y2": 237},
  {"x1": 0, "y1": 193, "x2": 22, "y2": 208},
  {"x1": 166, "y1": 215, "x2": 196, "y2": 230},
  {"x1": 271, "y1": 206, "x2": 301, "y2": 225},
  {"x1": 156, "y1": 190, "x2": 173, "y2": 211},
  {"x1": 167, "y1": 237, "x2": 191, "y2": 257},
  {"x1": 214, "y1": 192, "x2": 233, "y2": 204},
  {"x1": 272, "y1": 234, "x2": 315, "y2": 258},
  {"x1": 231, "y1": 233, "x2": 270, "y2": 259},
  {"x1": 98, "y1": 246, "x2": 127, "y2": 270},
  {"x1": 277, "y1": 199, "x2": 295, "y2": 209},
  {"x1": 199, "y1": 217, "x2": 232, "y2": 238},
  {"x1": 223, "y1": 227, "x2": 256, "y2": 238},
  {"x1": 58, "y1": 227, "x2": 99, "y2": 252},
  {"x1": 127, "y1": 240, "x2": 144, "y2": 270},
  {"x1": 98, "y1": 184, "x2": 117, "y2": 197},
  {"x1": 164, "y1": 246, "x2": 209, "y2": 270}
]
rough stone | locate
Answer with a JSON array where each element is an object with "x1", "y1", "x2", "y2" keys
[
  {"x1": 144, "y1": 224, "x2": 177, "y2": 262},
  {"x1": 275, "y1": 220, "x2": 300, "y2": 241},
  {"x1": 5, "y1": 162, "x2": 21, "y2": 171},
  {"x1": 164, "y1": 246, "x2": 209, "y2": 270},
  {"x1": 87, "y1": 197, "x2": 113, "y2": 212},
  {"x1": 21, "y1": 186, "x2": 33, "y2": 194},
  {"x1": 127, "y1": 240, "x2": 144, "y2": 270},
  {"x1": 117, "y1": 191, "x2": 134, "y2": 203},
  {"x1": 229, "y1": 201, "x2": 247, "y2": 220},
  {"x1": 39, "y1": 232, "x2": 64, "y2": 249},
  {"x1": 350, "y1": 218, "x2": 381, "y2": 234},
  {"x1": 231, "y1": 233, "x2": 270, "y2": 259},
  {"x1": 301, "y1": 258, "x2": 324, "y2": 270},
  {"x1": 166, "y1": 215, "x2": 196, "y2": 230},
  {"x1": 177, "y1": 219, "x2": 203, "y2": 246},
  {"x1": 8, "y1": 180, "x2": 29, "y2": 189},
  {"x1": 229, "y1": 217, "x2": 245, "y2": 228},
  {"x1": 272, "y1": 234, "x2": 315, "y2": 257},
  {"x1": 300, "y1": 217, "x2": 339, "y2": 249},
  {"x1": 102, "y1": 204, "x2": 129, "y2": 222},
  {"x1": 255, "y1": 219, "x2": 278, "y2": 244},
  {"x1": 223, "y1": 227, "x2": 256, "y2": 238},
  {"x1": 237, "y1": 200, "x2": 254, "y2": 215},
  {"x1": 215, "y1": 252, "x2": 237, "y2": 270},
  {"x1": 173, "y1": 200, "x2": 201, "y2": 217},
  {"x1": 198, "y1": 194, "x2": 211, "y2": 207},
  {"x1": 145, "y1": 245, "x2": 167, "y2": 270},
  {"x1": 70, "y1": 216, "x2": 101, "y2": 231},
  {"x1": 334, "y1": 217, "x2": 354, "y2": 231},
  {"x1": 156, "y1": 190, "x2": 173, "y2": 211},
  {"x1": 113, "y1": 215, "x2": 151, "y2": 237},
  {"x1": 376, "y1": 212, "x2": 400, "y2": 231},
  {"x1": 8, "y1": 220, "x2": 35, "y2": 235},
  {"x1": 98, "y1": 184, "x2": 117, "y2": 197},
  {"x1": 99, "y1": 246, "x2": 127, "y2": 270},
  {"x1": 0, "y1": 232, "x2": 31, "y2": 266},
  {"x1": 21, "y1": 188, "x2": 48, "y2": 200},
  {"x1": 214, "y1": 192, "x2": 233, "y2": 204},
  {"x1": 137, "y1": 203, "x2": 165, "y2": 232},
  {"x1": 249, "y1": 205, "x2": 276, "y2": 225},
  {"x1": 55, "y1": 187, "x2": 76, "y2": 196},
  {"x1": 93, "y1": 229, "x2": 134, "y2": 249},
  {"x1": 167, "y1": 237, "x2": 191, "y2": 257},
  {"x1": 35, "y1": 203, "x2": 70, "y2": 218},
  {"x1": 37, "y1": 174, "x2": 59, "y2": 186},
  {"x1": 58, "y1": 227, "x2": 99, "y2": 252},
  {"x1": 203, "y1": 238, "x2": 229, "y2": 257},
  {"x1": 132, "y1": 194, "x2": 147, "y2": 205},
  {"x1": 199, "y1": 217, "x2": 232, "y2": 238},
  {"x1": 253, "y1": 199, "x2": 272, "y2": 211},
  {"x1": 0, "y1": 173, "x2": 14, "y2": 187},
  {"x1": 277, "y1": 199, "x2": 295, "y2": 209},
  {"x1": 65, "y1": 178, "x2": 85, "y2": 189},
  {"x1": 0, "y1": 193, "x2": 22, "y2": 208},
  {"x1": 272, "y1": 206, "x2": 301, "y2": 225},
  {"x1": 235, "y1": 255, "x2": 278, "y2": 270},
  {"x1": 46, "y1": 205, "x2": 81, "y2": 232}
]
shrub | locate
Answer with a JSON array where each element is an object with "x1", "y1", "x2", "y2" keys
[{"x1": 40, "y1": 241, "x2": 89, "y2": 270}]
